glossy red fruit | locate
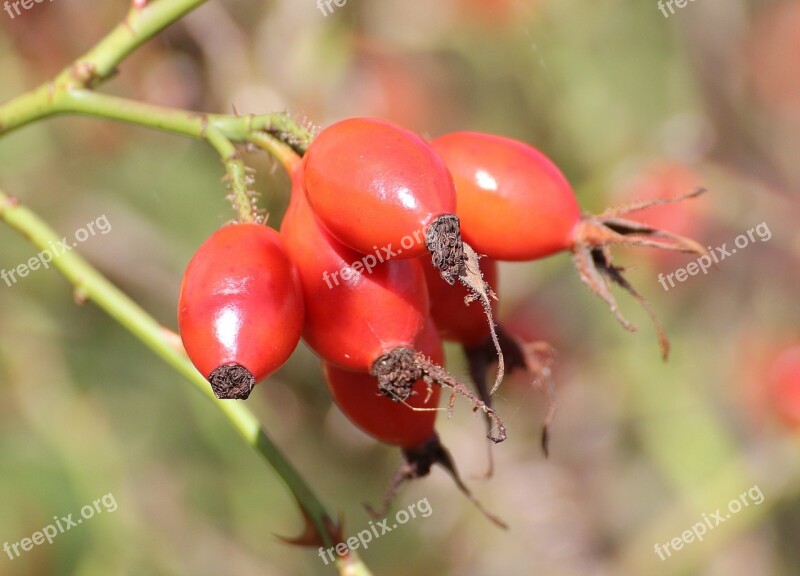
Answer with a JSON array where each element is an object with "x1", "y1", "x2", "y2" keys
[
  {"x1": 423, "y1": 255, "x2": 499, "y2": 348},
  {"x1": 767, "y1": 344, "x2": 800, "y2": 429},
  {"x1": 323, "y1": 319, "x2": 444, "y2": 448},
  {"x1": 303, "y1": 117, "x2": 456, "y2": 260},
  {"x1": 283, "y1": 166, "x2": 506, "y2": 442},
  {"x1": 280, "y1": 166, "x2": 429, "y2": 373},
  {"x1": 324, "y1": 320, "x2": 507, "y2": 528},
  {"x1": 178, "y1": 223, "x2": 303, "y2": 399},
  {"x1": 431, "y1": 131, "x2": 581, "y2": 261},
  {"x1": 432, "y1": 131, "x2": 708, "y2": 359}
]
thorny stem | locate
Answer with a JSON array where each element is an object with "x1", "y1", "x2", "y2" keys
[
  {"x1": 0, "y1": 89, "x2": 312, "y2": 223},
  {"x1": 0, "y1": 2, "x2": 313, "y2": 220},
  {"x1": 0, "y1": 89, "x2": 314, "y2": 154},
  {"x1": 250, "y1": 131, "x2": 304, "y2": 175},
  {"x1": 0, "y1": 0, "x2": 212, "y2": 116},
  {"x1": 205, "y1": 126, "x2": 256, "y2": 222},
  {"x1": 0, "y1": 0, "x2": 362, "y2": 572},
  {"x1": 71, "y1": 0, "x2": 210, "y2": 88},
  {"x1": 0, "y1": 189, "x2": 371, "y2": 576}
]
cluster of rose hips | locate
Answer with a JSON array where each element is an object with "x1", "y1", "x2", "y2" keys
[{"x1": 177, "y1": 118, "x2": 705, "y2": 524}]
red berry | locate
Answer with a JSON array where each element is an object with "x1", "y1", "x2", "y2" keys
[
  {"x1": 323, "y1": 318, "x2": 507, "y2": 528},
  {"x1": 324, "y1": 321, "x2": 507, "y2": 528},
  {"x1": 432, "y1": 131, "x2": 708, "y2": 359},
  {"x1": 431, "y1": 131, "x2": 581, "y2": 261},
  {"x1": 178, "y1": 223, "x2": 304, "y2": 399},
  {"x1": 767, "y1": 344, "x2": 800, "y2": 429},
  {"x1": 303, "y1": 117, "x2": 456, "y2": 260},
  {"x1": 281, "y1": 166, "x2": 429, "y2": 373},
  {"x1": 303, "y1": 119, "x2": 503, "y2": 383},
  {"x1": 323, "y1": 319, "x2": 444, "y2": 448},
  {"x1": 282, "y1": 166, "x2": 506, "y2": 442}
]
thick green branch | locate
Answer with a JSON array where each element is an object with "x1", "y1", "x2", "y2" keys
[
  {"x1": 0, "y1": 0, "x2": 210, "y2": 131},
  {"x1": 0, "y1": 189, "x2": 371, "y2": 576},
  {"x1": 0, "y1": 1, "x2": 363, "y2": 573},
  {"x1": 0, "y1": 89, "x2": 314, "y2": 221},
  {"x1": 0, "y1": 89, "x2": 313, "y2": 220},
  {"x1": 0, "y1": 89, "x2": 313, "y2": 155}
]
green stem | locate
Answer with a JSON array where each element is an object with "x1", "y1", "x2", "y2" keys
[
  {"x1": 70, "y1": 0, "x2": 211, "y2": 87},
  {"x1": 0, "y1": 1, "x2": 360, "y2": 571},
  {"x1": 250, "y1": 131, "x2": 303, "y2": 175},
  {"x1": 0, "y1": 0, "x2": 210, "y2": 131},
  {"x1": 0, "y1": 87, "x2": 313, "y2": 154},
  {"x1": 0, "y1": 90, "x2": 312, "y2": 222},
  {"x1": 0, "y1": 190, "x2": 371, "y2": 576},
  {"x1": 205, "y1": 127, "x2": 256, "y2": 223}
]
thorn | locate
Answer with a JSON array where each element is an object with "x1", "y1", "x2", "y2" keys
[{"x1": 275, "y1": 509, "x2": 343, "y2": 549}]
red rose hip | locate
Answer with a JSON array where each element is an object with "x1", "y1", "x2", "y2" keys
[
  {"x1": 432, "y1": 131, "x2": 708, "y2": 359},
  {"x1": 178, "y1": 223, "x2": 303, "y2": 400},
  {"x1": 282, "y1": 165, "x2": 506, "y2": 442},
  {"x1": 432, "y1": 132, "x2": 581, "y2": 261},
  {"x1": 303, "y1": 117, "x2": 456, "y2": 261},
  {"x1": 323, "y1": 319, "x2": 445, "y2": 449}
]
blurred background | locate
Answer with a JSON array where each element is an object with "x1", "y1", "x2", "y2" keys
[{"x1": 1, "y1": 0, "x2": 799, "y2": 574}]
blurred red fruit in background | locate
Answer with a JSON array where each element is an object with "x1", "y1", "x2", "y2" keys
[
  {"x1": 617, "y1": 161, "x2": 708, "y2": 268},
  {"x1": 748, "y1": 0, "x2": 800, "y2": 118},
  {"x1": 766, "y1": 344, "x2": 800, "y2": 429}
]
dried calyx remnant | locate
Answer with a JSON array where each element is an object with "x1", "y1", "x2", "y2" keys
[
  {"x1": 426, "y1": 214, "x2": 505, "y2": 394},
  {"x1": 365, "y1": 434, "x2": 508, "y2": 530},
  {"x1": 571, "y1": 188, "x2": 709, "y2": 360},
  {"x1": 371, "y1": 346, "x2": 507, "y2": 443},
  {"x1": 426, "y1": 214, "x2": 465, "y2": 284},
  {"x1": 466, "y1": 325, "x2": 557, "y2": 459},
  {"x1": 209, "y1": 363, "x2": 256, "y2": 400}
]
